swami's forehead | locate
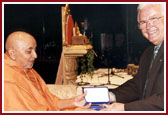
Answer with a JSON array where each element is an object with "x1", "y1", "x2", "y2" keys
[{"x1": 6, "y1": 31, "x2": 36, "y2": 50}]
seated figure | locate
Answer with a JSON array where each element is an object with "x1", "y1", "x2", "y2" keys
[{"x1": 4, "y1": 31, "x2": 92, "y2": 111}]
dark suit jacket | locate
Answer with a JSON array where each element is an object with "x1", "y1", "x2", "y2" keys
[{"x1": 110, "y1": 42, "x2": 164, "y2": 111}]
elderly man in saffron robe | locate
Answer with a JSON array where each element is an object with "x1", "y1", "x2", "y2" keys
[{"x1": 4, "y1": 31, "x2": 91, "y2": 111}]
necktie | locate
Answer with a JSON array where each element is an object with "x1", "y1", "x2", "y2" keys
[
  {"x1": 150, "y1": 46, "x2": 160, "y2": 68},
  {"x1": 142, "y1": 45, "x2": 160, "y2": 98},
  {"x1": 153, "y1": 46, "x2": 160, "y2": 59}
]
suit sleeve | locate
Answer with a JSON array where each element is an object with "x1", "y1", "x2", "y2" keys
[
  {"x1": 125, "y1": 92, "x2": 164, "y2": 111},
  {"x1": 109, "y1": 49, "x2": 148, "y2": 103},
  {"x1": 109, "y1": 74, "x2": 141, "y2": 103}
]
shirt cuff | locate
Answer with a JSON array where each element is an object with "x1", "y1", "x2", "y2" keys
[{"x1": 109, "y1": 92, "x2": 116, "y2": 103}]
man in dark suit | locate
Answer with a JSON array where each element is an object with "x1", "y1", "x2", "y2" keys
[{"x1": 102, "y1": 4, "x2": 165, "y2": 111}]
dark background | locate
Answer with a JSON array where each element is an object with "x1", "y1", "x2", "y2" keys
[{"x1": 4, "y1": 4, "x2": 151, "y2": 84}]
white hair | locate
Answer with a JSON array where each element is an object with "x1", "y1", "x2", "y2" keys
[{"x1": 137, "y1": 4, "x2": 165, "y2": 22}]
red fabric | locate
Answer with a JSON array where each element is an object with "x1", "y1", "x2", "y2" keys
[{"x1": 66, "y1": 15, "x2": 74, "y2": 45}]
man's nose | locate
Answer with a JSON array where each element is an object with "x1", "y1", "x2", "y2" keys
[
  {"x1": 146, "y1": 20, "x2": 152, "y2": 29},
  {"x1": 32, "y1": 50, "x2": 37, "y2": 59}
]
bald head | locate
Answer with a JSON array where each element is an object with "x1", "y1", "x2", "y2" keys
[
  {"x1": 5, "y1": 31, "x2": 37, "y2": 70},
  {"x1": 6, "y1": 31, "x2": 35, "y2": 51}
]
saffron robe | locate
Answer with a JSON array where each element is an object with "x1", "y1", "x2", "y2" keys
[{"x1": 4, "y1": 53, "x2": 61, "y2": 111}]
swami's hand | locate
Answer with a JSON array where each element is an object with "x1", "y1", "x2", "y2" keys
[
  {"x1": 73, "y1": 91, "x2": 87, "y2": 107},
  {"x1": 101, "y1": 103, "x2": 125, "y2": 111},
  {"x1": 57, "y1": 91, "x2": 88, "y2": 110}
]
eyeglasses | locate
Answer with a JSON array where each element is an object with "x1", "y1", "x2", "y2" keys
[{"x1": 138, "y1": 16, "x2": 163, "y2": 29}]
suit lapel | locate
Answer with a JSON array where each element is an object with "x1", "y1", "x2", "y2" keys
[{"x1": 145, "y1": 43, "x2": 164, "y2": 97}]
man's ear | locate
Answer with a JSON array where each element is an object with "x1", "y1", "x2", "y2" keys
[{"x1": 8, "y1": 49, "x2": 16, "y2": 60}]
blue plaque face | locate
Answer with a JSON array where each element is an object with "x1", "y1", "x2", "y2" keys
[{"x1": 83, "y1": 86, "x2": 110, "y2": 110}]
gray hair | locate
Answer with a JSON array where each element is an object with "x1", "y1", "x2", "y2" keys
[{"x1": 137, "y1": 4, "x2": 165, "y2": 22}]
